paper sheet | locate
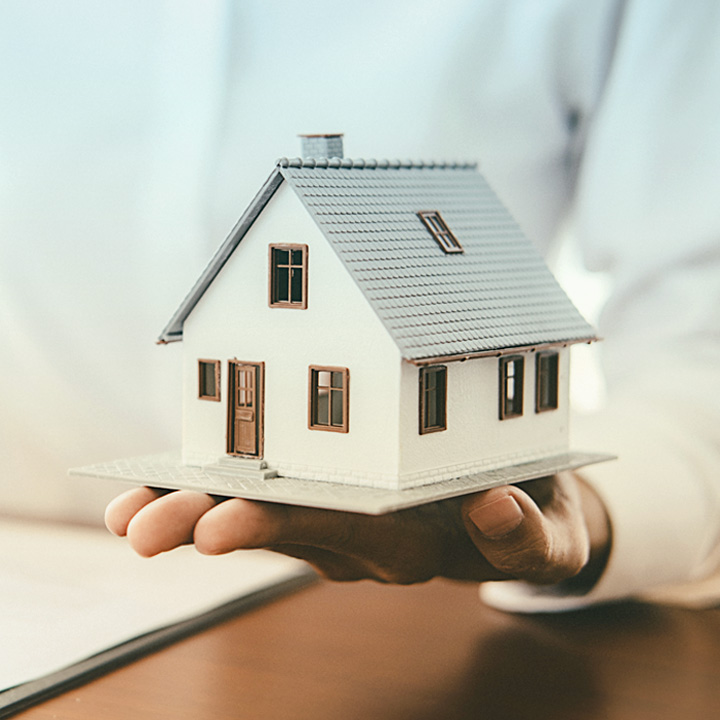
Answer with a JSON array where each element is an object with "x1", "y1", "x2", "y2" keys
[{"x1": 0, "y1": 518, "x2": 311, "y2": 691}]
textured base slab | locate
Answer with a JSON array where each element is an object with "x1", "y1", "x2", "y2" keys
[{"x1": 71, "y1": 451, "x2": 614, "y2": 515}]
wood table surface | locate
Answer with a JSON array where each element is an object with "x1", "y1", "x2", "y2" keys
[{"x1": 15, "y1": 578, "x2": 720, "y2": 720}]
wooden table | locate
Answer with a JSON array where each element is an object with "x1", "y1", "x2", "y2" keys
[{"x1": 15, "y1": 579, "x2": 720, "y2": 720}]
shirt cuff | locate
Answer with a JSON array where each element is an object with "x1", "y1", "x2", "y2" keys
[{"x1": 481, "y1": 396, "x2": 720, "y2": 612}]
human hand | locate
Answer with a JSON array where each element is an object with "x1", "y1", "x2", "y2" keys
[{"x1": 105, "y1": 472, "x2": 611, "y2": 589}]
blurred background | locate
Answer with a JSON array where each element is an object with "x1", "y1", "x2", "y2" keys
[{"x1": 0, "y1": 0, "x2": 609, "y2": 524}]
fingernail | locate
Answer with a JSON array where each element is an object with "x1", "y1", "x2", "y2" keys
[{"x1": 468, "y1": 496, "x2": 524, "y2": 538}]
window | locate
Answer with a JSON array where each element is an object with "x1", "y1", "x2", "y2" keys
[
  {"x1": 419, "y1": 365, "x2": 447, "y2": 434},
  {"x1": 499, "y1": 355, "x2": 524, "y2": 419},
  {"x1": 536, "y1": 351, "x2": 559, "y2": 412},
  {"x1": 198, "y1": 359, "x2": 221, "y2": 401},
  {"x1": 269, "y1": 244, "x2": 308, "y2": 308},
  {"x1": 309, "y1": 366, "x2": 349, "y2": 432},
  {"x1": 417, "y1": 211, "x2": 463, "y2": 254}
]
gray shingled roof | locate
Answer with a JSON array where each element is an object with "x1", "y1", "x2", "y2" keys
[{"x1": 159, "y1": 159, "x2": 596, "y2": 360}]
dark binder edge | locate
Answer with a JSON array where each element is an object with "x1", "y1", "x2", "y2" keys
[{"x1": 0, "y1": 570, "x2": 317, "y2": 718}]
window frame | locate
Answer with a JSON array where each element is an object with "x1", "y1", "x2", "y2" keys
[
  {"x1": 535, "y1": 351, "x2": 560, "y2": 413},
  {"x1": 419, "y1": 365, "x2": 447, "y2": 434},
  {"x1": 308, "y1": 365, "x2": 349, "y2": 433},
  {"x1": 198, "y1": 359, "x2": 221, "y2": 402},
  {"x1": 268, "y1": 243, "x2": 308, "y2": 309},
  {"x1": 417, "y1": 211, "x2": 464, "y2": 254},
  {"x1": 499, "y1": 355, "x2": 524, "y2": 420}
]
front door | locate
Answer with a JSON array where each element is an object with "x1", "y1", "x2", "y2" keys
[{"x1": 227, "y1": 361, "x2": 264, "y2": 457}]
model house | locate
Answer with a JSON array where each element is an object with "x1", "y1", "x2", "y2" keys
[{"x1": 154, "y1": 134, "x2": 598, "y2": 498}]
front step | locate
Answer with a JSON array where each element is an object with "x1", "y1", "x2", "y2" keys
[{"x1": 204, "y1": 456, "x2": 279, "y2": 480}]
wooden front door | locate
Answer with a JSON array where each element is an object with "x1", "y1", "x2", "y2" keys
[{"x1": 227, "y1": 361, "x2": 264, "y2": 457}]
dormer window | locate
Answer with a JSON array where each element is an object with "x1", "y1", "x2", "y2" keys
[
  {"x1": 417, "y1": 211, "x2": 463, "y2": 254},
  {"x1": 269, "y1": 244, "x2": 308, "y2": 308}
]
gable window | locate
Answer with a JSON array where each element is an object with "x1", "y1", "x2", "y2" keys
[
  {"x1": 269, "y1": 244, "x2": 308, "y2": 308},
  {"x1": 198, "y1": 359, "x2": 221, "y2": 401},
  {"x1": 536, "y1": 351, "x2": 559, "y2": 412},
  {"x1": 499, "y1": 355, "x2": 524, "y2": 419},
  {"x1": 309, "y1": 366, "x2": 349, "y2": 432},
  {"x1": 419, "y1": 365, "x2": 447, "y2": 434},
  {"x1": 417, "y1": 211, "x2": 463, "y2": 254}
]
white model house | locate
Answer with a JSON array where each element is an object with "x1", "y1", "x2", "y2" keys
[{"x1": 154, "y1": 135, "x2": 599, "y2": 499}]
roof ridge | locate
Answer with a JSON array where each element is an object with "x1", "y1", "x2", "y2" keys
[{"x1": 276, "y1": 157, "x2": 478, "y2": 171}]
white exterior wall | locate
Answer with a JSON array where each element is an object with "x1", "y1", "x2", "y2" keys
[
  {"x1": 181, "y1": 183, "x2": 404, "y2": 488},
  {"x1": 397, "y1": 349, "x2": 571, "y2": 488}
]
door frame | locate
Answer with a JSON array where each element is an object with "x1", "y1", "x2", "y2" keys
[{"x1": 226, "y1": 360, "x2": 265, "y2": 458}]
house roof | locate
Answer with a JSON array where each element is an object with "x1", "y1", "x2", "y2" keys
[{"x1": 158, "y1": 157, "x2": 596, "y2": 361}]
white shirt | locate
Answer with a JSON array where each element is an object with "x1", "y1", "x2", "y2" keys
[{"x1": 2, "y1": 0, "x2": 718, "y2": 608}]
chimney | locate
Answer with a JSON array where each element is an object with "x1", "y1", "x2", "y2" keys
[{"x1": 299, "y1": 133, "x2": 344, "y2": 159}]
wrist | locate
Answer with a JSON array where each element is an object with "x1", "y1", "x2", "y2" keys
[{"x1": 560, "y1": 473, "x2": 612, "y2": 594}]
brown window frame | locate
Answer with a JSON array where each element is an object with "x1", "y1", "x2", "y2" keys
[
  {"x1": 269, "y1": 243, "x2": 308, "y2": 309},
  {"x1": 417, "y1": 211, "x2": 464, "y2": 254},
  {"x1": 499, "y1": 355, "x2": 524, "y2": 420},
  {"x1": 419, "y1": 365, "x2": 447, "y2": 434},
  {"x1": 535, "y1": 351, "x2": 559, "y2": 413},
  {"x1": 308, "y1": 366, "x2": 349, "y2": 433},
  {"x1": 198, "y1": 359, "x2": 221, "y2": 401}
]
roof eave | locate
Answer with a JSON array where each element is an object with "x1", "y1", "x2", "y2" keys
[
  {"x1": 405, "y1": 336, "x2": 600, "y2": 366},
  {"x1": 157, "y1": 167, "x2": 285, "y2": 344}
]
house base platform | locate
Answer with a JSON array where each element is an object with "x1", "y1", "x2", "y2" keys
[{"x1": 70, "y1": 451, "x2": 614, "y2": 515}]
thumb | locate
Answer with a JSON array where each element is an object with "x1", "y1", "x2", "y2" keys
[{"x1": 461, "y1": 478, "x2": 590, "y2": 585}]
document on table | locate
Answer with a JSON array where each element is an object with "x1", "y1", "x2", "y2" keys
[{"x1": 0, "y1": 518, "x2": 314, "y2": 713}]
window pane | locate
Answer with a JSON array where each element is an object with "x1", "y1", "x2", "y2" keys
[
  {"x1": 315, "y1": 386, "x2": 329, "y2": 425},
  {"x1": 318, "y1": 370, "x2": 331, "y2": 387},
  {"x1": 274, "y1": 248, "x2": 289, "y2": 265},
  {"x1": 427, "y1": 215, "x2": 443, "y2": 233},
  {"x1": 538, "y1": 364, "x2": 549, "y2": 407},
  {"x1": 331, "y1": 388, "x2": 344, "y2": 426},
  {"x1": 290, "y1": 266, "x2": 303, "y2": 302},
  {"x1": 426, "y1": 370, "x2": 436, "y2": 393},
  {"x1": 201, "y1": 363, "x2": 215, "y2": 396},
  {"x1": 244, "y1": 372, "x2": 253, "y2": 407},
  {"x1": 507, "y1": 376, "x2": 515, "y2": 401},
  {"x1": 275, "y1": 266, "x2": 289, "y2": 302},
  {"x1": 331, "y1": 371, "x2": 344, "y2": 388},
  {"x1": 291, "y1": 248, "x2": 303, "y2": 264},
  {"x1": 504, "y1": 396, "x2": 513, "y2": 417},
  {"x1": 425, "y1": 388, "x2": 438, "y2": 427}
]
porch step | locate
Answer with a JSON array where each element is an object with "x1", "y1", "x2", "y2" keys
[{"x1": 204, "y1": 456, "x2": 278, "y2": 480}]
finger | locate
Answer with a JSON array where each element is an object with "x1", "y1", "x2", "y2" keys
[
  {"x1": 462, "y1": 476, "x2": 590, "y2": 585},
  {"x1": 104, "y1": 487, "x2": 168, "y2": 537},
  {"x1": 192, "y1": 496, "x2": 498, "y2": 585},
  {"x1": 193, "y1": 498, "x2": 409, "y2": 580},
  {"x1": 126, "y1": 490, "x2": 221, "y2": 557},
  {"x1": 267, "y1": 544, "x2": 372, "y2": 582},
  {"x1": 192, "y1": 498, "x2": 363, "y2": 555}
]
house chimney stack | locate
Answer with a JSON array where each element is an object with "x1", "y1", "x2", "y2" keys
[{"x1": 300, "y1": 133, "x2": 344, "y2": 159}]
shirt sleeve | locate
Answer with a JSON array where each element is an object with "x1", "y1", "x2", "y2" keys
[{"x1": 478, "y1": 0, "x2": 720, "y2": 611}]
